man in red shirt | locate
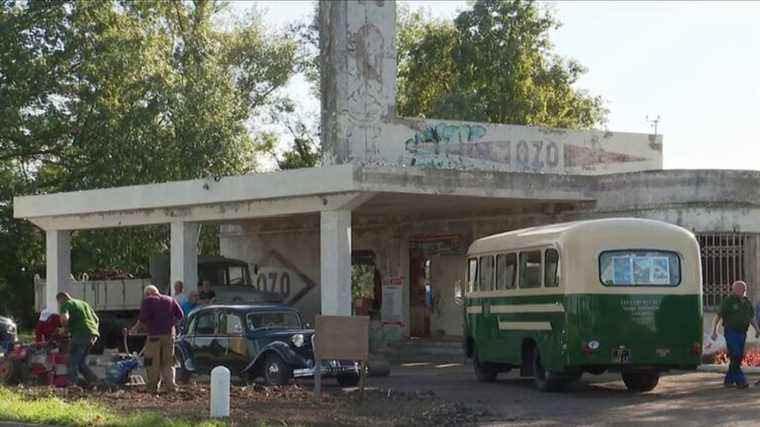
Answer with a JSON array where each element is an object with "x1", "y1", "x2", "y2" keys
[{"x1": 130, "y1": 285, "x2": 184, "y2": 393}]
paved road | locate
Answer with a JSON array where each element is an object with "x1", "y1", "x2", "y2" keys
[{"x1": 367, "y1": 362, "x2": 760, "y2": 426}]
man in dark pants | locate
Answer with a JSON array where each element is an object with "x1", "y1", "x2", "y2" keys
[
  {"x1": 57, "y1": 292, "x2": 100, "y2": 387},
  {"x1": 712, "y1": 281, "x2": 760, "y2": 389},
  {"x1": 130, "y1": 285, "x2": 184, "y2": 393}
]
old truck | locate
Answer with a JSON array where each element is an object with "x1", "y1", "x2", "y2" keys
[{"x1": 34, "y1": 256, "x2": 282, "y2": 350}]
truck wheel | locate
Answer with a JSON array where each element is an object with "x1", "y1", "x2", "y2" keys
[
  {"x1": 473, "y1": 350, "x2": 498, "y2": 382},
  {"x1": 622, "y1": 372, "x2": 660, "y2": 392},
  {"x1": 0, "y1": 358, "x2": 22, "y2": 385},
  {"x1": 337, "y1": 373, "x2": 360, "y2": 387},
  {"x1": 174, "y1": 353, "x2": 191, "y2": 384},
  {"x1": 263, "y1": 353, "x2": 291, "y2": 386},
  {"x1": 532, "y1": 348, "x2": 563, "y2": 392}
]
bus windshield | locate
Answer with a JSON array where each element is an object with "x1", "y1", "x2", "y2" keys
[{"x1": 600, "y1": 250, "x2": 681, "y2": 287}]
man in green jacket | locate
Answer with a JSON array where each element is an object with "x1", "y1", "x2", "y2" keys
[
  {"x1": 711, "y1": 281, "x2": 760, "y2": 389},
  {"x1": 57, "y1": 292, "x2": 100, "y2": 386}
]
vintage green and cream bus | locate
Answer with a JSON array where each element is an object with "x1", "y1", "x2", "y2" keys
[{"x1": 463, "y1": 218, "x2": 702, "y2": 392}]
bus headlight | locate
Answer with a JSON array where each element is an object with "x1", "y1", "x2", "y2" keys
[{"x1": 290, "y1": 334, "x2": 305, "y2": 348}]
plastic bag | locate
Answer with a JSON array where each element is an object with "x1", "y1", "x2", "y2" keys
[{"x1": 703, "y1": 333, "x2": 726, "y2": 356}]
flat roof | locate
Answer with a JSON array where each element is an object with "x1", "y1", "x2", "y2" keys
[{"x1": 13, "y1": 166, "x2": 760, "y2": 231}]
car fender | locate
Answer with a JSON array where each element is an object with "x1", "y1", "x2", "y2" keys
[{"x1": 241, "y1": 341, "x2": 300, "y2": 373}]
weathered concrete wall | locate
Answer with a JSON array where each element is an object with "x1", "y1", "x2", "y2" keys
[
  {"x1": 375, "y1": 119, "x2": 662, "y2": 174},
  {"x1": 319, "y1": 0, "x2": 661, "y2": 175},
  {"x1": 320, "y1": 0, "x2": 397, "y2": 166}
]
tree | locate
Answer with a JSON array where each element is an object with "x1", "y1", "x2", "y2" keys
[
  {"x1": 397, "y1": 0, "x2": 607, "y2": 128},
  {"x1": 0, "y1": 0, "x2": 298, "y2": 320},
  {"x1": 294, "y1": 0, "x2": 606, "y2": 138}
]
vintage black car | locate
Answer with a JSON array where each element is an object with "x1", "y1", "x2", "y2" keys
[{"x1": 175, "y1": 304, "x2": 361, "y2": 386}]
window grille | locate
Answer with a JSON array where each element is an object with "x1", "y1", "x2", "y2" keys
[{"x1": 698, "y1": 233, "x2": 747, "y2": 310}]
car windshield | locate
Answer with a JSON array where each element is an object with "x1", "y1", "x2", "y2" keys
[{"x1": 246, "y1": 311, "x2": 301, "y2": 330}]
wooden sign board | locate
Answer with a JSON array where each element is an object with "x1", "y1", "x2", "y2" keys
[
  {"x1": 313, "y1": 315, "x2": 369, "y2": 400},
  {"x1": 314, "y1": 315, "x2": 369, "y2": 360}
]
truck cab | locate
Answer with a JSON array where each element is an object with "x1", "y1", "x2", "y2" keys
[{"x1": 151, "y1": 255, "x2": 282, "y2": 304}]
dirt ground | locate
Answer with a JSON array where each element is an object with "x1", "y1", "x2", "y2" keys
[
  {"x1": 13, "y1": 379, "x2": 487, "y2": 427},
  {"x1": 11, "y1": 362, "x2": 760, "y2": 426}
]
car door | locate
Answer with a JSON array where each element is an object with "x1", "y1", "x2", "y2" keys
[
  {"x1": 217, "y1": 310, "x2": 248, "y2": 373},
  {"x1": 191, "y1": 309, "x2": 219, "y2": 372}
]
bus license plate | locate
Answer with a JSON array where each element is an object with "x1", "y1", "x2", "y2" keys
[{"x1": 613, "y1": 348, "x2": 631, "y2": 364}]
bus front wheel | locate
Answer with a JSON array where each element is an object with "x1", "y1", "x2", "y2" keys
[
  {"x1": 622, "y1": 372, "x2": 660, "y2": 392},
  {"x1": 473, "y1": 352, "x2": 498, "y2": 382}
]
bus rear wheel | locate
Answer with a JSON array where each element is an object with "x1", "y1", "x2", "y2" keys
[
  {"x1": 622, "y1": 372, "x2": 660, "y2": 392},
  {"x1": 473, "y1": 351, "x2": 498, "y2": 382},
  {"x1": 532, "y1": 349, "x2": 563, "y2": 392}
]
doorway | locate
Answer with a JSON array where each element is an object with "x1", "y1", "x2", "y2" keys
[{"x1": 409, "y1": 253, "x2": 431, "y2": 337}]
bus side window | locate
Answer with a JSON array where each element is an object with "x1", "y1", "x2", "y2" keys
[
  {"x1": 519, "y1": 251, "x2": 542, "y2": 289},
  {"x1": 545, "y1": 249, "x2": 560, "y2": 288},
  {"x1": 496, "y1": 253, "x2": 517, "y2": 289},
  {"x1": 479, "y1": 256, "x2": 494, "y2": 291},
  {"x1": 468, "y1": 258, "x2": 478, "y2": 292}
]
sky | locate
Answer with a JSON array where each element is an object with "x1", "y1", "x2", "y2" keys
[{"x1": 232, "y1": 1, "x2": 760, "y2": 170}]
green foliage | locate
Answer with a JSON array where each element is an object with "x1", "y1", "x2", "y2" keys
[
  {"x1": 352, "y1": 264, "x2": 375, "y2": 301},
  {"x1": 397, "y1": 0, "x2": 607, "y2": 128},
  {"x1": 0, "y1": 387, "x2": 228, "y2": 426},
  {"x1": 262, "y1": 97, "x2": 321, "y2": 170},
  {"x1": 0, "y1": 1, "x2": 297, "y2": 320},
  {"x1": 284, "y1": 0, "x2": 607, "y2": 167}
]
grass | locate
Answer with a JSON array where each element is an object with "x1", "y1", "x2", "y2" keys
[{"x1": 0, "y1": 387, "x2": 231, "y2": 427}]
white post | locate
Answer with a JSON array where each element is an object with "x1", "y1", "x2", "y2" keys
[
  {"x1": 320, "y1": 209, "x2": 352, "y2": 316},
  {"x1": 46, "y1": 230, "x2": 71, "y2": 314},
  {"x1": 210, "y1": 366, "x2": 230, "y2": 418},
  {"x1": 170, "y1": 221, "x2": 199, "y2": 296}
]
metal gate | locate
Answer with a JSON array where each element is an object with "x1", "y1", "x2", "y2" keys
[{"x1": 697, "y1": 233, "x2": 748, "y2": 310}]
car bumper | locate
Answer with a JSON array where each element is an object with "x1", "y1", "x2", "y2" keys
[{"x1": 293, "y1": 360, "x2": 361, "y2": 378}]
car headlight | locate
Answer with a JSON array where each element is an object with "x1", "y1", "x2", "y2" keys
[{"x1": 290, "y1": 334, "x2": 305, "y2": 348}]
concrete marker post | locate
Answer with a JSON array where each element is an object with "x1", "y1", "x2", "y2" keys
[{"x1": 210, "y1": 366, "x2": 230, "y2": 418}]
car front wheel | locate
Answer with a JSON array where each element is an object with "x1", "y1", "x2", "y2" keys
[{"x1": 263, "y1": 353, "x2": 292, "y2": 386}]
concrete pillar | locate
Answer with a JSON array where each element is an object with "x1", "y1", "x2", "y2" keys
[
  {"x1": 46, "y1": 230, "x2": 71, "y2": 314},
  {"x1": 320, "y1": 0, "x2": 397, "y2": 166},
  {"x1": 320, "y1": 210, "x2": 352, "y2": 315},
  {"x1": 171, "y1": 222, "x2": 199, "y2": 295}
]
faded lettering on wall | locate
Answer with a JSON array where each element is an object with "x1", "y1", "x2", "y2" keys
[{"x1": 401, "y1": 122, "x2": 649, "y2": 172}]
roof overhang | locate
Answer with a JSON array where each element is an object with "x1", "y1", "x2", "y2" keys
[{"x1": 13, "y1": 165, "x2": 596, "y2": 231}]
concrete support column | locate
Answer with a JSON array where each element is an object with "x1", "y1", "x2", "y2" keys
[
  {"x1": 171, "y1": 222, "x2": 199, "y2": 296},
  {"x1": 46, "y1": 230, "x2": 71, "y2": 314},
  {"x1": 320, "y1": 0, "x2": 397, "y2": 165},
  {"x1": 320, "y1": 210, "x2": 352, "y2": 315}
]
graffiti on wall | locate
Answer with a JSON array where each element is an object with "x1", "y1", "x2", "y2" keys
[{"x1": 403, "y1": 123, "x2": 648, "y2": 171}]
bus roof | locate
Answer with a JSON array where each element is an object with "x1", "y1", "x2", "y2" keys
[{"x1": 467, "y1": 218, "x2": 694, "y2": 255}]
